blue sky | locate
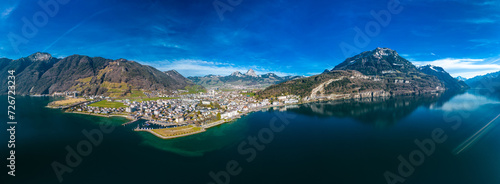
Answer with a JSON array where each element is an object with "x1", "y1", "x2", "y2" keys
[{"x1": 1, "y1": 0, "x2": 499, "y2": 78}]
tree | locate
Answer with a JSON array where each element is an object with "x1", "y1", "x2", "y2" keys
[{"x1": 213, "y1": 102, "x2": 221, "y2": 109}]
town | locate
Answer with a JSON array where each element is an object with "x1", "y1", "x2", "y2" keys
[{"x1": 58, "y1": 89, "x2": 301, "y2": 139}]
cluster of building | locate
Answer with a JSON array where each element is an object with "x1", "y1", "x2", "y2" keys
[
  {"x1": 69, "y1": 90, "x2": 301, "y2": 128},
  {"x1": 81, "y1": 105, "x2": 126, "y2": 115}
]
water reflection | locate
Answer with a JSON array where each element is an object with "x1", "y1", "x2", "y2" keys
[
  {"x1": 288, "y1": 91, "x2": 467, "y2": 127},
  {"x1": 137, "y1": 90, "x2": 499, "y2": 155},
  {"x1": 469, "y1": 88, "x2": 500, "y2": 101},
  {"x1": 432, "y1": 92, "x2": 500, "y2": 111}
]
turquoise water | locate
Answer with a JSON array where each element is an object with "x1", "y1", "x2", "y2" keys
[{"x1": 2, "y1": 89, "x2": 500, "y2": 184}]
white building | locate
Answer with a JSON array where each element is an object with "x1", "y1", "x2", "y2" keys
[
  {"x1": 277, "y1": 96, "x2": 287, "y2": 101},
  {"x1": 176, "y1": 117, "x2": 184, "y2": 123},
  {"x1": 284, "y1": 99, "x2": 299, "y2": 104},
  {"x1": 221, "y1": 111, "x2": 238, "y2": 119},
  {"x1": 125, "y1": 106, "x2": 137, "y2": 112}
]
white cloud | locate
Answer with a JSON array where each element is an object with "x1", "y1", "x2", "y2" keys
[
  {"x1": 1, "y1": 6, "x2": 15, "y2": 19},
  {"x1": 464, "y1": 18, "x2": 497, "y2": 24},
  {"x1": 468, "y1": 39, "x2": 500, "y2": 49},
  {"x1": 412, "y1": 58, "x2": 500, "y2": 78},
  {"x1": 140, "y1": 59, "x2": 297, "y2": 77},
  {"x1": 449, "y1": 70, "x2": 500, "y2": 79}
]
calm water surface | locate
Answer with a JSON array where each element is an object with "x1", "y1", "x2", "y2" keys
[{"x1": 1, "y1": 89, "x2": 500, "y2": 184}]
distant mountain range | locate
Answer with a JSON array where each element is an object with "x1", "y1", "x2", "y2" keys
[
  {"x1": 418, "y1": 65, "x2": 469, "y2": 91},
  {"x1": 465, "y1": 70, "x2": 500, "y2": 91},
  {"x1": 456, "y1": 76, "x2": 467, "y2": 81},
  {"x1": 1, "y1": 48, "x2": 484, "y2": 98},
  {"x1": 0, "y1": 52, "x2": 197, "y2": 96},
  {"x1": 188, "y1": 69, "x2": 304, "y2": 89},
  {"x1": 258, "y1": 47, "x2": 469, "y2": 100}
]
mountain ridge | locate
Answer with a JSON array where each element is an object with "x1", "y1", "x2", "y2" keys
[
  {"x1": 258, "y1": 48, "x2": 450, "y2": 100},
  {"x1": 333, "y1": 47, "x2": 418, "y2": 75},
  {"x1": 188, "y1": 69, "x2": 304, "y2": 89},
  {"x1": 465, "y1": 70, "x2": 500, "y2": 91},
  {"x1": 0, "y1": 52, "x2": 198, "y2": 96},
  {"x1": 418, "y1": 65, "x2": 469, "y2": 91}
]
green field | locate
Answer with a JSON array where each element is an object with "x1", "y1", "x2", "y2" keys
[
  {"x1": 126, "y1": 90, "x2": 146, "y2": 97},
  {"x1": 116, "y1": 97, "x2": 179, "y2": 102},
  {"x1": 241, "y1": 92, "x2": 256, "y2": 97},
  {"x1": 88, "y1": 100, "x2": 127, "y2": 108},
  {"x1": 138, "y1": 97, "x2": 178, "y2": 101}
]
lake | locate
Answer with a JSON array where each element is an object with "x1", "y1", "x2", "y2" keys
[{"x1": 2, "y1": 89, "x2": 500, "y2": 184}]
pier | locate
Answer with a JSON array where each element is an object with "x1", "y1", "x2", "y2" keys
[
  {"x1": 202, "y1": 115, "x2": 241, "y2": 128},
  {"x1": 134, "y1": 128, "x2": 206, "y2": 139},
  {"x1": 122, "y1": 118, "x2": 140, "y2": 126}
]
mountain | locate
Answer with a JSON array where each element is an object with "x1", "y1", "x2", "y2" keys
[
  {"x1": 164, "y1": 69, "x2": 193, "y2": 87},
  {"x1": 245, "y1": 69, "x2": 258, "y2": 77},
  {"x1": 465, "y1": 70, "x2": 500, "y2": 91},
  {"x1": 283, "y1": 75, "x2": 304, "y2": 81},
  {"x1": 333, "y1": 47, "x2": 418, "y2": 75},
  {"x1": 188, "y1": 69, "x2": 304, "y2": 89},
  {"x1": 418, "y1": 65, "x2": 469, "y2": 91},
  {"x1": 230, "y1": 71, "x2": 244, "y2": 77},
  {"x1": 456, "y1": 76, "x2": 467, "y2": 81},
  {"x1": 0, "y1": 52, "x2": 198, "y2": 96},
  {"x1": 258, "y1": 48, "x2": 446, "y2": 100}
]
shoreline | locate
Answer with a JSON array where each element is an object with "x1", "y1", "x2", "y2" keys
[
  {"x1": 134, "y1": 128, "x2": 207, "y2": 139},
  {"x1": 66, "y1": 111, "x2": 134, "y2": 120},
  {"x1": 57, "y1": 91, "x2": 445, "y2": 140},
  {"x1": 65, "y1": 104, "x2": 281, "y2": 139}
]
